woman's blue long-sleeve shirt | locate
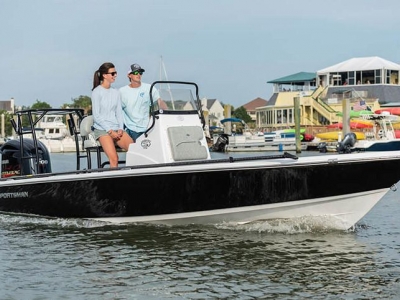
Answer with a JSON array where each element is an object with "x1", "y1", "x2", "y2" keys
[{"x1": 91, "y1": 85, "x2": 124, "y2": 131}]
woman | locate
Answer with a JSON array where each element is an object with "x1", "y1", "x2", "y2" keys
[{"x1": 91, "y1": 62, "x2": 133, "y2": 167}]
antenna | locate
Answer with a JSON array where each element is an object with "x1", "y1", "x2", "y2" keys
[
  {"x1": 160, "y1": 55, "x2": 169, "y2": 81},
  {"x1": 159, "y1": 56, "x2": 175, "y2": 109}
]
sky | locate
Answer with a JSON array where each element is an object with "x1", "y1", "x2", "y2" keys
[{"x1": 1, "y1": 0, "x2": 400, "y2": 109}]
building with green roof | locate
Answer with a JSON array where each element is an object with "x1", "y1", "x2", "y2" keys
[{"x1": 255, "y1": 57, "x2": 400, "y2": 131}]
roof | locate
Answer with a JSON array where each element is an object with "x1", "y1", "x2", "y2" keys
[
  {"x1": 242, "y1": 97, "x2": 268, "y2": 110},
  {"x1": 380, "y1": 102, "x2": 400, "y2": 107},
  {"x1": 267, "y1": 72, "x2": 316, "y2": 84},
  {"x1": 317, "y1": 56, "x2": 400, "y2": 74},
  {"x1": 204, "y1": 99, "x2": 217, "y2": 110}
]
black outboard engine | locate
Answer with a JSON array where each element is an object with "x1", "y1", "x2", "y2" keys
[
  {"x1": 211, "y1": 134, "x2": 229, "y2": 152},
  {"x1": 317, "y1": 142, "x2": 328, "y2": 153},
  {"x1": 0, "y1": 139, "x2": 52, "y2": 178},
  {"x1": 336, "y1": 132, "x2": 357, "y2": 154}
]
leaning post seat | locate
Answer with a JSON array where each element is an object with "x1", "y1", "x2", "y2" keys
[{"x1": 79, "y1": 115, "x2": 101, "y2": 169}]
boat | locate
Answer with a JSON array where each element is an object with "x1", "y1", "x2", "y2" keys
[
  {"x1": 38, "y1": 114, "x2": 69, "y2": 140},
  {"x1": 21, "y1": 114, "x2": 79, "y2": 153},
  {"x1": 0, "y1": 81, "x2": 400, "y2": 230},
  {"x1": 349, "y1": 113, "x2": 400, "y2": 152},
  {"x1": 212, "y1": 120, "x2": 307, "y2": 152}
]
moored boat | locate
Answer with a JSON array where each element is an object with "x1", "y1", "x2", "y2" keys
[
  {"x1": 0, "y1": 81, "x2": 399, "y2": 230},
  {"x1": 211, "y1": 123, "x2": 308, "y2": 152},
  {"x1": 351, "y1": 113, "x2": 400, "y2": 152}
]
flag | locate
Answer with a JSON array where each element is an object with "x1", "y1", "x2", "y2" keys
[{"x1": 353, "y1": 100, "x2": 367, "y2": 111}]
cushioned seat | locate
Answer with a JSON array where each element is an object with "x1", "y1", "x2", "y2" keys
[{"x1": 79, "y1": 115, "x2": 102, "y2": 169}]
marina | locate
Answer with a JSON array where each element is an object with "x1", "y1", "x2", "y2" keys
[{"x1": 3, "y1": 2, "x2": 400, "y2": 299}]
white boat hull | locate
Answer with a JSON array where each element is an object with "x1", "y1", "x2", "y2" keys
[{"x1": 92, "y1": 188, "x2": 389, "y2": 230}]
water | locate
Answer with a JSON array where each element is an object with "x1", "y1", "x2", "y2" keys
[{"x1": 0, "y1": 152, "x2": 400, "y2": 299}]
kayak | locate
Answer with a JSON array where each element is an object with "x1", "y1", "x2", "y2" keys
[
  {"x1": 316, "y1": 131, "x2": 366, "y2": 141},
  {"x1": 375, "y1": 108, "x2": 400, "y2": 115},
  {"x1": 336, "y1": 110, "x2": 374, "y2": 118},
  {"x1": 326, "y1": 120, "x2": 373, "y2": 129}
]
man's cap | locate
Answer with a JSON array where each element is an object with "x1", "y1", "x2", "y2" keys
[{"x1": 129, "y1": 63, "x2": 145, "y2": 74}]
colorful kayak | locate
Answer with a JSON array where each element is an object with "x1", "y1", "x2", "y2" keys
[
  {"x1": 326, "y1": 120, "x2": 373, "y2": 129},
  {"x1": 375, "y1": 108, "x2": 400, "y2": 116},
  {"x1": 336, "y1": 110, "x2": 374, "y2": 118},
  {"x1": 316, "y1": 131, "x2": 366, "y2": 141},
  {"x1": 302, "y1": 133, "x2": 314, "y2": 142}
]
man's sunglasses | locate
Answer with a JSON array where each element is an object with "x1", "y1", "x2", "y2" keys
[
  {"x1": 131, "y1": 71, "x2": 143, "y2": 75},
  {"x1": 107, "y1": 72, "x2": 117, "y2": 76}
]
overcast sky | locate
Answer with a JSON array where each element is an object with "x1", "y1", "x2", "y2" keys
[{"x1": 1, "y1": 0, "x2": 400, "y2": 108}]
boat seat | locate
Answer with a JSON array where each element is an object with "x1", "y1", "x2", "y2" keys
[
  {"x1": 79, "y1": 115, "x2": 124, "y2": 169},
  {"x1": 79, "y1": 115, "x2": 102, "y2": 169},
  {"x1": 167, "y1": 126, "x2": 208, "y2": 161}
]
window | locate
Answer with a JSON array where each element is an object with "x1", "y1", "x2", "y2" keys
[
  {"x1": 386, "y1": 70, "x2": 391, "y2": 84},
  {"x1": 348, "y1": 71, "x2": 355, "y2": 85},
  {"x1": 375, "y1": 69, "x2": 381, "y2": 84}
]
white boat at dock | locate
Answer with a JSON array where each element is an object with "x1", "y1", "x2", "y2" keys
[
  {"x1": 21, "y1": 114, "x2": 81, "y2": 153},
  {"x1": 211, "y1": 119, "x2": 307, "y2": 152}
]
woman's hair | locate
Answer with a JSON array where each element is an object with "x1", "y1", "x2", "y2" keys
[{"x1": 92, "y1": 62, "x2": 115, "y2": 91}]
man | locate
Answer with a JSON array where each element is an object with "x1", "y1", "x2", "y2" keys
[{"x1": 120, "y1": 63, "x2": 168, "y2": 142}]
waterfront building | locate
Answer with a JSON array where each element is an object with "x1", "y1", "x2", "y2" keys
[
  {"x1": 242, "y1": 97, "x2": 267, "y2": 121},
  {"x1": 201, "y1": 98, "x2": 225, "y2": 127},
  {"x1": 256, "y1": 56, "x2": 400, "y2": 131}
]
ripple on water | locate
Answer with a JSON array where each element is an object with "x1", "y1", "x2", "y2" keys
[{"x1": 0, "y1": 210, "x2": 399, "y2": 299}]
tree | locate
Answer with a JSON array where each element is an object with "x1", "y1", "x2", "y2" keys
[
  {"x1": 31, "y1": 100, "x2": 51, "y2": 109},
  {"x1": 233, "y1": 106, "x2": 252, "y2": 124},
  {"x1": 71, "y1": 95, "x2": 92, "y2": 114}
]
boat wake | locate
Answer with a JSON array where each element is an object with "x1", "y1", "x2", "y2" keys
[
  {"x1": 0, "y1": 212, "x2": 372, "y2": 236},
  {"x1": 215, "y1": 216, "x2": 364, "y2": 234},
  {"x1": 0, "y1": 213, "x2": 110, "y2": 228}
]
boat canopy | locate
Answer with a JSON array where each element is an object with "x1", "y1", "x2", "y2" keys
[{"x1": 220, "y1": 118, "x2": 245, "y2": 124}]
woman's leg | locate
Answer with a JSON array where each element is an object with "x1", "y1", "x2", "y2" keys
[
  {"x1": 117, "y1": 132, "x2": 133, "y2": 151},
  {"x1": 98, "y1": 135, "x2": 119, "y2": 167}
]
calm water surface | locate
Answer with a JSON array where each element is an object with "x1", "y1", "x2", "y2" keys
[{"x1": 0, "y1": 152, "x2": 399, "y2": 299}]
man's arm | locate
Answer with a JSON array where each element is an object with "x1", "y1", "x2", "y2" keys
[{"x1": 157, "y1": 98, "x2": 168, "y2": 110}]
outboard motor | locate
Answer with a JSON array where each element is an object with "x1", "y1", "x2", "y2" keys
[
  {"x1": 211, "y1": 134, "x2": 229, "y2": 152},
  {"x1": 336, "y1": 132, "x2": 357, "y2": 154},
  {"x1": 0, "y1": 139, "x2": 52, "y2": 178},
  {"x1": 317, "y1": 142, "x2": 328, "y2": 153}
]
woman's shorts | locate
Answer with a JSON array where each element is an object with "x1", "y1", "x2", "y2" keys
[{"x1": 93, "y1": 129, "x2": 108, "y2": 140}]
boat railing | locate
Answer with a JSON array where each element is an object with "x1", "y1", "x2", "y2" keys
[{"x1": 11, "y1": 108, "x2": 85, "y2": 175}]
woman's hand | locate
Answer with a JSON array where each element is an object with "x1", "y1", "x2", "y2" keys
[{"x1": 109, "y1": 130, "x2": 121, "y2": 141}]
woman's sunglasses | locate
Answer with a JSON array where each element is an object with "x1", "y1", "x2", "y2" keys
[{"x1": 107, "y1": 72, "x2": 118, "y2": 76}]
